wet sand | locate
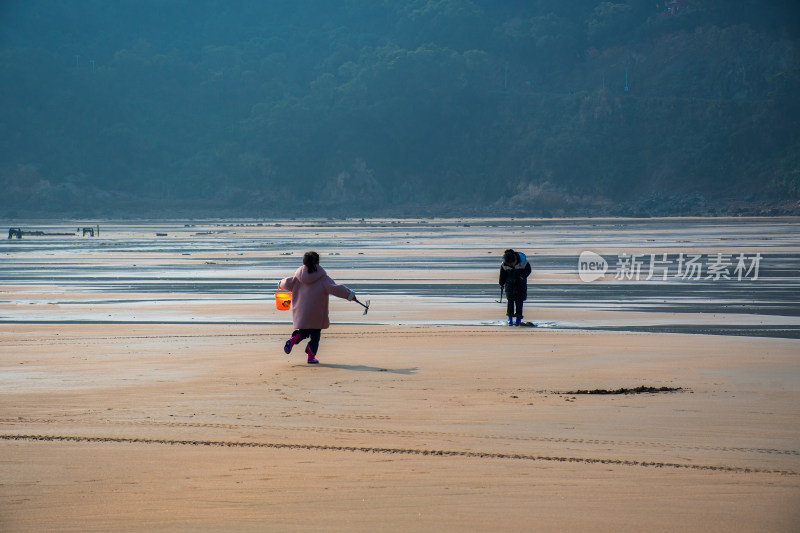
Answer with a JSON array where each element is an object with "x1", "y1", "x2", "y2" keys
[{"x1": 1, "y1": 218, "x2": 799, "y2": 531}]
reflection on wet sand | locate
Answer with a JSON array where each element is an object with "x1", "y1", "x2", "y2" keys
[{"x1": 1, "y1": 218, "x2": 799, "y2": 337}]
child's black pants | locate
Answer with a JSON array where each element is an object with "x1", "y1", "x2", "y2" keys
[
  {"x1": 506, "y1": 299, "x2": 524, "y2": 319},
  {"x1": 293, "y1": 329, "x2": 321, "y2": 354}
]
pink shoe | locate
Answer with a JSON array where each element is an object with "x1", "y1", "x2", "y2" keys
[
  {"x1": 305, "y1": 346, "x2": 319, "y2": 364},
  {"x1": 284, "y1": 334, "x2": 300, "y2": 354}
]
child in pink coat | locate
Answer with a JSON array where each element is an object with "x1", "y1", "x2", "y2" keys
[{"x1": 279, "y1": 251, "x2": 356, "y2": 364}]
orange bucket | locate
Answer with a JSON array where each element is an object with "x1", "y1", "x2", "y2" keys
[{"x1": 275, "y1": 290, "x2": 292, "y2": 311}]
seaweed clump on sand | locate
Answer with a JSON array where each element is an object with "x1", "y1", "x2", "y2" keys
[{"x1": 564, "y1": 386, "x2": 683, "y2": 395}]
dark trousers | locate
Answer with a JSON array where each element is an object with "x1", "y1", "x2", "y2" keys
[
  {"x1": 506, "y1": 299, "x2": 524, "y2": 319},
  {"x1": 293, "y1": 329, "x2": 321, "y2": 355}
]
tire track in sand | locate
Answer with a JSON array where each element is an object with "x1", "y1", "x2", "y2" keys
[
  {"x1": 2, "y1": 434, "x2": 797, "y2": 476},
  {"x1": 4, "y1": 417, "x2": 797, "y2": 458}
]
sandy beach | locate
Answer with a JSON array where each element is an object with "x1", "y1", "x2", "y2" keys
[{"x1": 1, "y1": 218, "x2": 799, "y2": 531}]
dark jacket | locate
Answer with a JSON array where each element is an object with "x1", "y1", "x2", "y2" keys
[{"x1": 499, "y1": 252, "x2": 531, "y2": 301}]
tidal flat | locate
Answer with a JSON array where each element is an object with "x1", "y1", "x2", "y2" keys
[
  {"x1": 1, "y1": 218, "x2": 799, "y2": 532},
  {"x1": 2, "y1": 217, "x2": 799, "y2": 333}
]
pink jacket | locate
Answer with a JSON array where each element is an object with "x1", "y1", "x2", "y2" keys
[{"x1": 279, "y1": 265, "x2": 354, "y2": 330}]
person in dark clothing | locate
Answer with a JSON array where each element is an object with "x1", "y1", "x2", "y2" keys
[{"x1": 499, "y1": 249, "x2": 532, "y2": 326}]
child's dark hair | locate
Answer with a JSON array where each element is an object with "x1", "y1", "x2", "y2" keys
[
  {"x1": 503, "y1": 249, "x2": 516, "y2": 265},
  {"x1": 303, "y1": 251, "x2": 320, "y2": 273}
]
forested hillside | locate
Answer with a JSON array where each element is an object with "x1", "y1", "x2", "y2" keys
[{"x1": 1, "y1": 0, "x2": 798, "y2": 218}]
